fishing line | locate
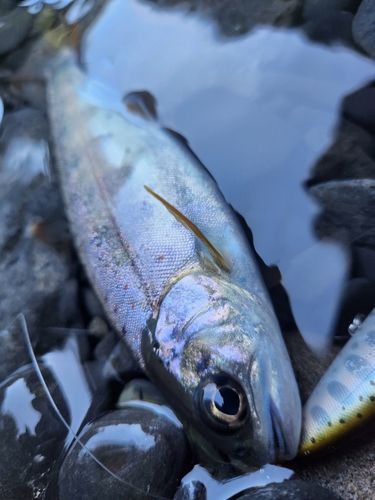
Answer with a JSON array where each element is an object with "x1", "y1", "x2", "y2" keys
[{"x1": 17, "y1": 313, "x2": 170, "y2": 500}]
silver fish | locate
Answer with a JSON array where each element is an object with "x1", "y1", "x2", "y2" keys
[
  {"x1": 299, "y1": 307, "x2": 375, "y2": 456},
  {"x1": 47, "y1": 48, "x2": 301, "y2": 466}
]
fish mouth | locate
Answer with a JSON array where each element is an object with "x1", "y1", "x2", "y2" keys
[{"x1": 270, "y1": 403, "x2": 292, "y2": 462}]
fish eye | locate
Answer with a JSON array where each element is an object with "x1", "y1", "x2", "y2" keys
[{"x1": 196, "y1": 375, "x2": 248, "y2": 432}]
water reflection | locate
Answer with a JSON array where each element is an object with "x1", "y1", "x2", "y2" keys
[{"x1": 84, "y1": 0, "x2": 375, "y2": 351}]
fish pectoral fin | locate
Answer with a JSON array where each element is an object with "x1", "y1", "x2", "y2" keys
[
  {"x1": 144, "y1": 185, "x2": 231, "y2": 273},
  {"x1": 122, "y1": 91, "x2": 158, "y2": 121}
]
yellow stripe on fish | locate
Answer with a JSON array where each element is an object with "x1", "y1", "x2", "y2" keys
[
  {"x1": 144, "y1": 185, "x2": 231, "y2": 273},
  {"x1": 299, "y1": 308, "x2": 375, "y2": 456}
]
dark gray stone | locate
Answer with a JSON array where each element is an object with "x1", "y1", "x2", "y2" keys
[
  {"x1": 302, "y1": 0, "x2": 361, "y2": 45},
  {"x1": 342, "y1": 84, "x2": 375, "y2": 136},
  {"x1": 309, "y1": 179, "x2": 375, "y2": 248},
  {"x1": 102, "y1": 336, "x2": 143, "y2": 381},
  {"x1": 0, "y1": 7, "x2": 34, "y2": 55},
  {"x1": 58, "y1": 408, "x2": 192, "y2": 500},
  {"x1": 117, "y1": 379, "x2": 167, "y2": 408},
  {"x1": 0, "y1": 319, "x2": 34, "y2": 384},
  {"x1": 0, "y1": 364, "x2": 69, "y2": 500},
  {"x1": 352, "y1": 0, "x2": 375, "y2": 58},
  {"x1": 0, "y1": 109, "x2": 81, "y2": 338},
  {"x1": 235, "y1": 480, "x2": 343, "y2": 499},
  {"x1": 0, "y1": 0, "x2": 18, "y2": 14},
  {"x1": 144, "y1": 0, "x2": 302, "y2": 37},
  {"x1": 309, "y1": 120, "x2": 375, "y2": 184},
  {"x1": 174, "y1": 480, "x2": 207, "y2": 500}
]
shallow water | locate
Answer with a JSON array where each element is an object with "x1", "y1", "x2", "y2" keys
[{"x1": 83, "y1": 0, "x2": 375, "y2": 353}]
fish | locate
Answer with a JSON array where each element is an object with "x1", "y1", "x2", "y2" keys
[
  {"x1": 46, "y1": 47, "x2": 301, "y2": 467},
  {"x1": 299, "y1": 307, "x2": 375, "y2": 456}
]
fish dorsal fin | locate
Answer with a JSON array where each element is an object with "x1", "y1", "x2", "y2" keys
[
  {"x1": 144, "y1": 185, "x2": 231, "y2": 273},
  {"x1": 122, "y1": 91, "x2": 158, "y2": 121}
]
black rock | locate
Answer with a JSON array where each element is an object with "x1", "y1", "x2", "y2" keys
[
  {"x1": 235, "y1": 479, "x2": 343, "y2": 499},
  {"x1": 144, "y1": 0, "x2": 300, "y2": 38},
  {"x1": 309, "y1": 179, "x2": 375, "y2": 248},
  {"x1": 0, "y1": 6, "x2": 33, "y2": 56},
  {"x1": 101, "y1": 336, "x2": 143, "y2": 381},
  {"x1": 58, "y1": 407, "x2": 192, "y2": 500},
  {"x1": 0, "y1": 108, "x2": 81, "y2": 337},
  {"x1": 174, "y1": 480, "x2": 207, "y2": 500},
  {"x1": 352, "y1": 0, "x2": 375, "y2": 58},
  {"x1": 0, "y1": 318, "x2": 34, "y2": 383},
  {"x1": 302, "y1": 0, "x2": 361, "y2": 45},
  {"x1": 0, "y1": 364, "x2": 69, "y2": 500},
  {"x1": 308, "y1": 119, "x2": 375, "y2": 185},
  {"x1": 117, "y1": 379, "x2": 168, "y2": 408},
  {"x1": 342, "y1": 84, "x2": 375, "y2": 136}
]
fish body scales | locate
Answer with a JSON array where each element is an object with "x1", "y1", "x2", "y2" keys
[{"x1": 47, "y1": 49, "x2": 301, "y2": 466}]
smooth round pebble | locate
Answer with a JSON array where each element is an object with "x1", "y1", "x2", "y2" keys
[
  {"x1": 58, "y1": 407, "x2": 192, "y2": 500},
  {"x1": 0, "y1": 364, "x2": 69, "y2": 499},
  {"x1": 234, "y1": 479, "x2": 343, "y2": 500}
]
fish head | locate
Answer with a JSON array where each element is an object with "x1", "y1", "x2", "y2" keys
[{"x1": 143, "y1": 274, "x2": 301, "y2": 467}]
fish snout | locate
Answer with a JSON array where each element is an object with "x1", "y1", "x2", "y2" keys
[
  {"x1": 249, "y1": 352, "x2": 301, "y2": 464},
  {"x1": 268, "y1": 362, "x2": 301, "y2": 462}
]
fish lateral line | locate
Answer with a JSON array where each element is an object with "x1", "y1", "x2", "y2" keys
[{"x1": 144, "y1": 184, "x2": 231, "y2": 273}]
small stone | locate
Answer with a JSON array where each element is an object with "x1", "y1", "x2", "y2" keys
[
  {"x1": 352, "y1": 0, "x2": 375, "y2": 59},
  {"x1": 302, "y1": 0, "x2": 361, "y2": 45},
  {"x1": 88, "y1": 316, "x2": 109, "y2": 337},
  {"x1": 309, "y1": 179, "x2": 375, "y2": 248},
  {"x1": 102, "y1": 338, "x2": 143, "y2": 381},
  {"x1": 0, "y1": 7, "x2": 34, "y2": 55},
  {"x1": 174, "y1": 480, "x2": 207, "y2": 500},
  {"x1": 117, "y1": 379, "x2": 167, "y2": 408},
  {"x1": 0, "y1": 364, "x2": 69, "y2": 499},
  {"x1": 59, "y1": 408, "x2": 192, "y2": 500},
  {"x1": 309, "y1": 120, "x2": 375, "y2": 184},
  {"x1": 342, "y1": 84, "x2": 375, "y2": 136},
  {"x1": 236, "y1": 479, "x2": 343, "y2": 499},
  {"x1": 0, "y1": 108, "x2": 80, "y2": 336}
]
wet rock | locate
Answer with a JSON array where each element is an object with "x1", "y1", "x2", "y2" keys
[
  {"x1": 235, "y1": 479, "x2": 343, "y2": 499},
  {"x1": 0, "y1": 318, "x2": 34, "y2": 383},
  {"x1": 102, "y1": 336, "x2": 143, "y2": 381},
  {"x1": 210, "y1": 0, "x2": 302, "y2": 37},
  {"x1": 0, "y1": 108, "x2": 80, "y2": 337},
  {"x1": 342, "y1": 84, "x2": 375, "y2": 136},
  {"x1": 302, "y1": 0, "x2": 361, "y2": 45},
  {"x1": 303, "y1": 11, "x2": 355, "y2": 45},
  {"x1": 0, "y1": 0, "x2": 18, "y2": 14},
  {"x1": 309, "y1": 120, "x2": 375, "y2": 184},
  {"x1": 117, "y1": 378, "x2": 167, "y2": 408},
  {"x1": 145, "y1": 0, "x2": 301, "y2": 37},
  {"x1": 0, "y1": 7, "x2": 34, "y2": 55},
  {"x1": 352, "y1": 244, "x2": 375, "y2": 282},
  {"x1": 174, "y1": 480, "x2": 207, "y2": 500},
  {"x1": 333, "y1": 277, "x2": 375, "y2": 339},
  {"x1": 352, "y1": 0, "x2": 375, "y2": 58},
  {"x1": 0, "y1": 364, "x2": 69, "y2": 499},
  {"x1": 58, "y1": 407, "x2": 192, "y2": 500},
  {"x1": 309, "y1": 179, "x2": 375, "y2": 249}
]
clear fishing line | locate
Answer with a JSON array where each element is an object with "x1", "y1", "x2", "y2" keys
[{"x1": 17, "y1": 313, "x2": 170, "y2": 500}]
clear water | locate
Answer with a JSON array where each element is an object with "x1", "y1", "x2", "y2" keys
[{"x1": 83, "y1": 0, "x2": 375, "y2": 353}]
